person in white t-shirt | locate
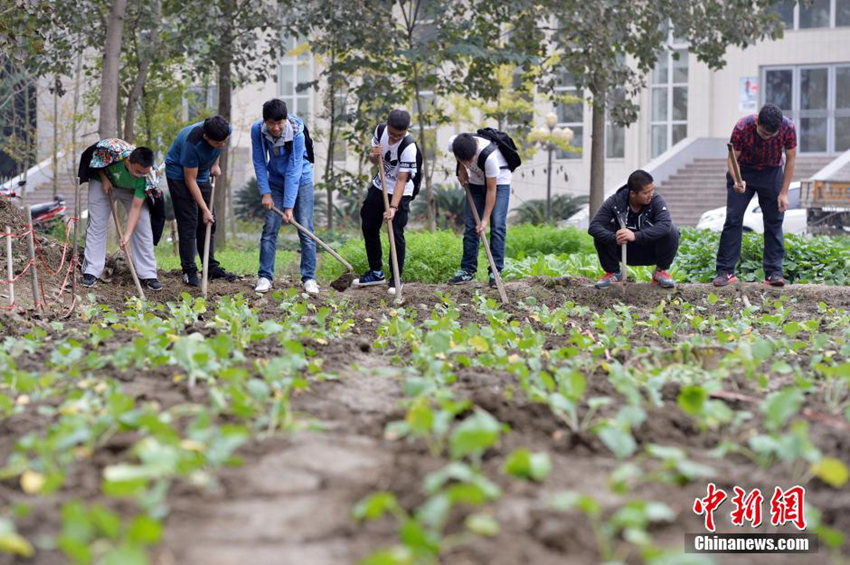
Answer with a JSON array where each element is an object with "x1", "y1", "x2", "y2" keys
[
  {"x1": 446, "y1": 132, "x2": 512, "y2": 287},
  {"x1": 352, "y1": 109, "x2": 419, "y2": 296}
]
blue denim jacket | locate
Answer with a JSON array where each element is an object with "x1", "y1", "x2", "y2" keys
[{"x1": 250, "y1": 116, "x2": 313, "y2": 209}]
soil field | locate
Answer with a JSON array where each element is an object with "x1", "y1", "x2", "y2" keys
[{"x1": 2, "y1": 265, "x2": 849, "y2": 565}]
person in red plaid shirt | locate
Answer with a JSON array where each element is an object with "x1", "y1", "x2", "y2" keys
[{"x1": 714, "y1": 103, "x2": 797, "y2": 287}]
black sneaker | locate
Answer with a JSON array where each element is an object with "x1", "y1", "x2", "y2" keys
[
  {"x1": 209, "y1": 266, "x2": 239, "y2": 282},
  {"x1": 142, "y1": 278, "x2": 163, "y2": 292},
  {"x1": 352, "y1": 270, "x2": 386, "y2": 287},
  {"x1": 183, "y1": 272, "x2": 200, "y2": 287},
  {"x1": 488, "y1": 272, "x2": 497, "y2": 288},
  {"x1": 448, "y1": 270, "x2": 475, "y2": 285},
  {"x1": 712, "y1": 272, "x2": 738, "y2": 287},
  {"x1": 81, "y1": 273, "x2": 98, "y2": 288}
]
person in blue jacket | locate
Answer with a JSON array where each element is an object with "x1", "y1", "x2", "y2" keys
[{"x1": 251, "y1": 98, "x2": 318, "y2": 294}]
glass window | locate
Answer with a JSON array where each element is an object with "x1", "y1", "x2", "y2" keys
[
  {"x1": 770, "y1": 0, "x2": 795, "y2": 27},
  {"x1": 800, "y1": 118, "x2": 828, "y2": 152},
  {"x1": 673, "y1": 50, "x2": 689, "y2": 83},
  {"x1": 765, "y1": 69, "x2": 793, "y2": 112},
  {"x1": 651, "y1": 57, "x2": 669, "y2": 85},
  {"x1": 835, "y1": 117, "x2": 850, "y2": 151},
  {"x1": 672, "y1": 87, "x2": 688, "y2": 121},
  {"x1": 651, "y1": 125, "x2": 668, "y2": 157},
  {"x1": 651, "y1": 88, "x2": 668, "y2": 121},
  {"x1": 606, "y1": 123, "x2": 625, "y2": 159},
  {"x1": 554, "y1": 72, "x2": 583, "y2": 160},
  {"x1": 672, "y1": 124, "x2": 688, "y2": 146},
  {"x1": 800, "y1": 68, "x2": 828, "y2": 110},
  {"x1": 279, "y1": 35, "x2": 312, "y2": 121},
  {"x1": 799, "y1": 0, "x2": 830, "y2": 28},
  {"x1": 838, "y1": 0, "x2": 850, "y2": 26},
  {"x1": 836, "y1": 67, "x2": 850, "y2": 109},
  {"x1": 650, "y1": 50, "x2": 688, "y2": 158}
]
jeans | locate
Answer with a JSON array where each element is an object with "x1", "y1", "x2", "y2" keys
[
  {"x1": 715, "y1": 166, "x2": 784, "y2": 277},
  {"x1": 83, "y1": 179, "x2": 158, "y2": 279},
  {"x1": 167, "y1": 177, "x2": 219, "y2": 275},
  {"x1": 594, "y1": 227, "x2": 680, "y2": 274},
  {"x1": 258, "y1": 182, "x2": 316, "y2": 281},
  {"x1": 461, "y1": 183, "x2": 510, "y2": 274},
  {"x1": 360, "y1": 185, "x2": 411, "y2": 279}
]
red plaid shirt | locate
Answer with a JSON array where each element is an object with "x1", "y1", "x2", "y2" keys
[{"x1": 730, "y1": 114, "x2": 796, "y2": 170}]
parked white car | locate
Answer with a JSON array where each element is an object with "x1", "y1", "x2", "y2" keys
[{"x1": 696, "y1": 182, "x2": 807, "y2": 234}]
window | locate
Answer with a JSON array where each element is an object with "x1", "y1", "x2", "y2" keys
[
  {"x1": 771, "y1": 0, "x2": 850, "y2": 29},
  {"x1": 763, "y1": 63, "x2": 850, "y2": 153},
  {"x1": 606, "y1": 89, "x2": 626, "y2": 159},
  {"x1": 649, "y1": 49, "x2": 688, "y2": 158},
  {"x1": 279, "y1": 36, "x2": 313, "y2": 120},
  {"x1": 554, "y1": 71, "x2": 583, "y2": 159},
  {"x1": 800, "y1": 0, "x2": 830, "y2": 28}
]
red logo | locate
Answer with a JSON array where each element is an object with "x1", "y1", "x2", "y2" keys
[
  {"x1": 693, "y1": 482, "x2": 728, "y2": 532},
  {"x1": 694, "y1": 485, "x2": 807, "y2": 532}
]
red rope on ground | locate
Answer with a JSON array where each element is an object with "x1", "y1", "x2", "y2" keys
[
  {"x1": 34, "y1": 218, "x2": 77, "y2": 275},
  {"x1": 0, "y1": 258, "x2": 35, "y2": 284}
]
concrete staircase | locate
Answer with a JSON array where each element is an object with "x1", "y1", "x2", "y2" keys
[{"x1": 657, "y1": 155, "x2": 835, "y2": 226}]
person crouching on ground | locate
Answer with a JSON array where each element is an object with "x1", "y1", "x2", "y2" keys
[
  {"x1": 80, "y1": 139, "x2": 163, "y2": 291},
  {"x1": 588, "y1": 169, "x2": 679, "y2": 289}
]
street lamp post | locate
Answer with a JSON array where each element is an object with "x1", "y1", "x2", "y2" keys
[{"x1": 534, "y1": 112, "x2": 573, "y2": 224}]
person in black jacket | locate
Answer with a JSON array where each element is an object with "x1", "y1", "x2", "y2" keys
[{"x1": 588, "y1": 170, "x2": 679, "y2": 289}]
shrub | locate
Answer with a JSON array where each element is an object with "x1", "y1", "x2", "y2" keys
[
  {"x1": 511, "y1": 194, "x2": 588, "y2": 225},
  {"x1": 317, "y1": 229, "x2": 490, "y2": 284},
  {"x1": 506, "y1": 224, "x2": 594, "y2": 259}
]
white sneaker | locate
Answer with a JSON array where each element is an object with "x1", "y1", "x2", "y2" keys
[
  {"x1": 387, "y1": 282, "x2": 404, "y2": 296},
  {"x1": 255, "y1": 277, "x2": 272, "y2": 293},
  {"x1": 303, "y1": 279, "x2": 320, "y2": 295}
]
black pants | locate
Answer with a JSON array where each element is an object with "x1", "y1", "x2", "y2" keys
[
  {"x1": 360, "y1": 185, "x2": 411, "y2": 279},
  {"x1": 594, "y1": 227, "x2": 680, "y2": 274},
  {"x1": 716, "y1": 166, "x2": 784, "y2": 277},
  {"x1": 167, "y1": 177, "x2": 220, "y2": 275}
]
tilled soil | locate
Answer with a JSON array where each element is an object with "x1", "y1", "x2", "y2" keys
[{"x1": 2, "y1": 270, "x2": 850, "y2": 565}]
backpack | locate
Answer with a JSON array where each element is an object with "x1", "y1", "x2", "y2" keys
[
  {"x1": 302, "y1": 123, "x2": 315, "y2": 164},
  {"x1": 475, "y1": 127, "x2": 521, "y2": 172},
  {"x1": 376, "y1": 123, "x2": 423, "y2": 199}
]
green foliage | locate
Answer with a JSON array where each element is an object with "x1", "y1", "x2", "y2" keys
[
  {"x1": 317, "y1": 229, "x2": 487, "y2": 284},
  {"x1": 675, "y1": 228, "x2": 850, "y2": 284},
  {"x1": 510, "y1": 194, "x2": 589, "y2": 225},
  {"x1": 505, "y1": 224, "x2": 594, "y2": 258},
  {"x1": 411, "y1": 185, "x2": 467, "y2": 232}
]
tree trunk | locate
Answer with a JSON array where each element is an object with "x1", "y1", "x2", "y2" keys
[
  {"x1": 99, "y1": 0, "x2": 128, "y2": 139},
  {"x1": 52, "y1": 76, "x2": 59, "y2": 198},
  {"x1": 214, "y1": 0, "x2": 234, "y2": 249},
  {"x1": 71, "y1": 47, "x2": 83, "y2": 177},
  {"x1": 324, "y1": 76, "x2": 337, "y2": 231},
  {"x1": 123, "y1": 0, "x2": 160, "y2": 144},
  {"x1": 589, "y1": 94, "x2": 606, "y2": 218},
  {"x1": 412, "y1": 69, "x2": 435, "y2": 232}
]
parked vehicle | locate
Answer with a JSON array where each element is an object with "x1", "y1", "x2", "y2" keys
[
  {"x1": 1, "y1": 180, "x2": 67, "y2": 232},
  {"x1": 696, "y1": 182, "x2": 807, "y2": 234}
]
